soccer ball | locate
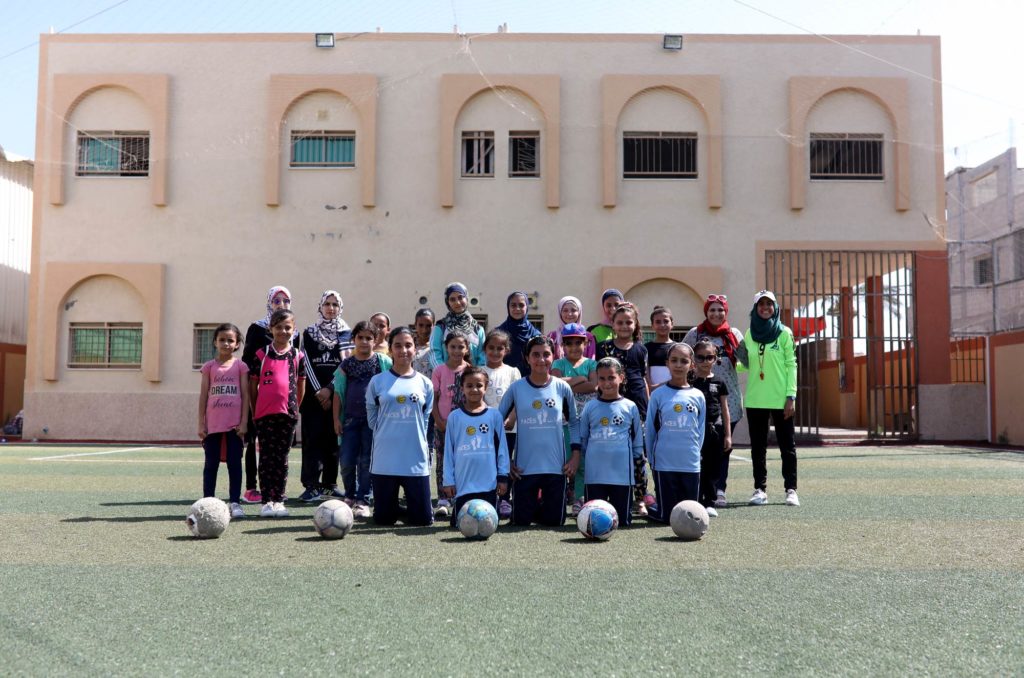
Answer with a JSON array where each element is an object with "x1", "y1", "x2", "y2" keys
[
  {"x1": 478, "y1": 423, "x2": 489, "y2": 434},
  {"x1": 312, "y1": 499, "x2": 354, "y2": 540},
  {"x1": 544, "y1": 398, "x2": 557, "y2": 408},
  {"x1": 576, "y1": 499, "x2": 619, "y2": 540},
  {"x1": 185, "y1": 497, "x2": 231, "y2": 539},
  {"x1": 456, "y1": 499, "x2": 499, "y2": 540},
  {"x1": 670, "y1": 500, "x2": 709, "y2": 540}
]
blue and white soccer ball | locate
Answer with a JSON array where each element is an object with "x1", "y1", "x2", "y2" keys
[
  {"x1": 456, "y1": 499, "x2": 499, "y2": 540},
  {"x1": 478, "y1": 423, "x2": 489, "y2": 434},
  {"x1": 313, "y1": 499, "x2": 354, "y2": 540},
  {"x1": 576, "y1": 499, "x2": 619, "y2": 540}
]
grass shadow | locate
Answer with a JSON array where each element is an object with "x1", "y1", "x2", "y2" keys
[
  {"x1": 653, "y1": 535, "x2": 704, "y2": 543},
  {"x1": 101, "y1": 500, "x2": 196, "y2": 507},
  {"x1": 64, "y1": 515, "x2": 184, "y2": 524}
]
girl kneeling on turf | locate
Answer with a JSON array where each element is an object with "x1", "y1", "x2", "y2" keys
[
  {"x1": 499, "y1": 336, "x2": 581, "y2": 527},
  {"x1": 365, "y1": 327, "x2": 435, "y2": 526},
  {"x1": 578, "y1": 358, "x2": 643, "y2": 526},
  {"x1": 645, "y1": 343, "x2": 705, "y2": 522},
  {"x1": 441, "y1": 366, "x2": 511, "y2": 526}
]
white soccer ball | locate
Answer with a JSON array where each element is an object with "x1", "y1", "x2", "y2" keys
[
  {"x1": 313, "y1": 499, "x2": 354, "y2": 540},
  {"x1": 185, "y1": 497, "x2": 231, "y2": 539},
  {"x1": 670, "y1": 500, "x2": 710, "y2": 540},
  {"x1": 456, "y1": 499, "x2": 499, "y2": 540},
  {"x1": 576, "y1": 499, "x2": 619, "y2": 540}
]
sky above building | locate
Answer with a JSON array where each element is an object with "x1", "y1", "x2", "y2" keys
[{"x1": 0, "y1": 0, "x2": 1020, "y2": 170}]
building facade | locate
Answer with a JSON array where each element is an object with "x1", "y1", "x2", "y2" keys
[{"x1": 27, "y1": 32, "x2": 954, "y2": 440}]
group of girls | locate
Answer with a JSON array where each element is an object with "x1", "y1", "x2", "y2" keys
[{"x1": 197, "y1": 281, "x2": 800, "y2": 525}]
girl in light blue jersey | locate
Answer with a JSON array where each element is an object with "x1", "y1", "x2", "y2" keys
[
  {"x1": 365, "y1": 327, "x2": 435, "y2": 526},
  {"x1": 645, "y1": 342, "x2": 706, "y2": 523},
  {"x1": 499, "y1": 335, "x2": 581, "y2": 527},
  {"x1": 441, "y1": 366, "x2": 511, "y2": 526},
  {"x1": 579, "y1": 357, "x2": 644, "y2": 526}
]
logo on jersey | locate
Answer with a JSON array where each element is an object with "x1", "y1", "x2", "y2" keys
[
  {"x1": 532, "y1": 400, "x2": 542, "y2": 410},
  {"x1": 478, "y1": 423, "x2": 489, "y2": 434},
  {"x1": 544, "y1": 398, "x2": 557, "y2": 408},
  {"x1": 611, "y1": 414, "x2": 624, "y2": 426},
  {"x1": 673, "y1": 403, "x2": 683, "y2": 413},
  {"x1": 408, "y1": 392, "x2": 420, "y2": 403},
  {"x1": 686, "y1": 403, "x2": 698, "y2": 413},
  {"x1": 600, "y1": 417, "x2": 610, "y2": 426},
  {"x1": 396, "y1": 395, "x2": 407, "y2": 404},
  {"x1": 466, "y1": 425, "x2": 477, "y2": 436}
]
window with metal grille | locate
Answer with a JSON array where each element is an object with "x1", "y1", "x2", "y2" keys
[
  {"x1": 528, "y1": 314, "x2": 544, "y2": 333},
  {"x1": 471, "y1": 314, "x2": 489, "y2": 331},
  {"x1": 76, "y1": 131, "x2": 150, "y2": 176},
  {"x1": 809, "y1": 133, "x2": 884, "y2": 180},
  {"x1": 290, "y1": 130, "x2": 355, "y2": 167},
  {"x1": 192, "y1": 324, "x2": 219, "y2": 369},
  {"x1": 974, "y1": 256, "x2": 993, "y2": 285},
  {"x1": 68, "y1": 323, "x2": 143, "y2": 368},
  {"x1": 641, "y1": 328, "x2": 691, "y2": 344},
  {"x1": 622, "y1": 131, "x2": 698, "y2": 179},
  {"x1": 508, "y1": 131, "x2": 539, "y2": 177},
  {"x1": 461, "y1": 131, "x2": 495, "y2": 177}
]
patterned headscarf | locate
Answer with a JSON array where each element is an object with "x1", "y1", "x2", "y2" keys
[
  {"x1": 255, "y1": 285, "x2": 291, "y2": 329},
  {"x1": 306, "y1": 290, "x2": 351, "y2": 348},
  {"x1": 439, "y1": 281, "x2": 480, "y2": 346}
]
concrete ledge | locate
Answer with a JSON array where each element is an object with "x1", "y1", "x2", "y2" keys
[
  {"x1": 24, "y1": 391, "x2": 195, "y2": 441},
  {"x1": 918, "y1": 383, "x2": 987, "y2": 441}
]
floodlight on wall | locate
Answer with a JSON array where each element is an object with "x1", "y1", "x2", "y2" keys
[
  {"x1": 662, "y1": 34, "x2": 683, "y2": 51},
  {"x1": 315, "y1": 33, "x2": 335, "y2": 48}
]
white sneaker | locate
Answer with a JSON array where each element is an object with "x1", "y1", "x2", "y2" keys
[
  {"x1": 785, "y1": 489, "x2": 800, "y2": 507},
  {"x1": 273, "y1": 501, "x2": 289, "y2": 517},
  {"x1": 352, "y1": 501, "x2": 371, "y2": 519},
  {"x1": 749, "y1": 489, "x2": 768, "y2": 505},
  {"x1": 705, "y1": 506, "x2": 719, "y2": 518},
  {"x1": 713, "y1": 490, "x2": 727, "y2": 509},
  {"x1": 260, "y1": 502, "x2": 276, "y2": 518},
  {"x1": 230, "y1": 502, "x2": 244, "y2": 519},
  {"x1": 434, "y1": 499, "x2": 451, "y2": 518}
]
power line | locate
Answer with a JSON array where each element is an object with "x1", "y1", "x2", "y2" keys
[{"x1": 0, "y1": 0, "x2": 132, "y2": 63}]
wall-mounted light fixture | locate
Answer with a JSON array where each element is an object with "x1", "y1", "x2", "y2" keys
[
  {"x1": 662, "y1": 34, "x2": 683, "y2": 51},
  {"x1": 315, "y1": 33, "x2": 335, "y2": 48}
]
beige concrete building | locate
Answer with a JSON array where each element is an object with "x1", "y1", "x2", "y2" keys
[{"x1": 27, "y1": 31, "x2": 955, "y2": 441}]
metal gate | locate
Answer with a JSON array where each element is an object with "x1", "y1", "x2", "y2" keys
[{"x1": 764, "y1": 250, "x2": 919, "y2": 440}]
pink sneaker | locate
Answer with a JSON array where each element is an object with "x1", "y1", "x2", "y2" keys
[{"x1": 242, "y1": 489, "x2": 262, "y2": 504}]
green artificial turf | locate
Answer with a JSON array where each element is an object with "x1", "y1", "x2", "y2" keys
[{"x1": 0, "y1": 443, "x2": 1022, "y2": 675}]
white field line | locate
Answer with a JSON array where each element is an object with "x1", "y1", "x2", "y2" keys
[
  {"x1": 29, "y1": 446, "x2": 158, "y2": 461},
  {"x1": 730, "y1": 453, "x2": 751, "y2": 463},
  {"x1": 60, "y1": 458, "x2": 201, "y2": 464}
]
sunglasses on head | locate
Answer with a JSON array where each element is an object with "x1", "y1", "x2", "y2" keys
[{"x1": 706, "y1": 294, "x2": 727, "y2": 303}]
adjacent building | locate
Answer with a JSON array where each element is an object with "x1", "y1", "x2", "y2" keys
[{"x1": 0, "y1": 144, "x2": 31, "y2": 427}]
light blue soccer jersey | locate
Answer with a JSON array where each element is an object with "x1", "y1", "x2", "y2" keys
[
  {"x1": 499, "y1": 376, "x2": 580, "y2": 475},
  {"x1": 442, "y1": 406, "x2": 511, "y2": 497},
  {"x1": 580, "y1": 397, "x2": 644, "y2": 486},
  {"x1": 365, "y1": 369, "x2": 434, "y2": 476},
  {"x1": 645, "y1": 385, "x2": 705, "y2": 473}
]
